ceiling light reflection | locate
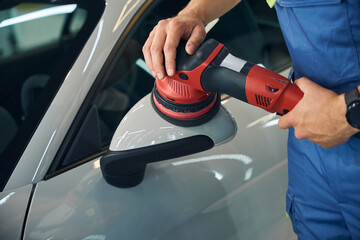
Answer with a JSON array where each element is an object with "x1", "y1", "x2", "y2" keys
[
  {"x1": 212, "y1": 170, "x2": 224, "y2": 181},
  {"x1": 262, "y1": 119, "x2": 279, "y2": 128},
  {"x1": 93, "y1": 160, "x2": 100, "y2": 169},
  {"x1": 172, "y1": 154, "x2": 253, "y2": 166},
  {"x1": 0, "y1": 4, "x2": 77, "y2": 28},
  {"x1": 246, "y1": 113, "x2": 277, "y2": 128},
  {"x1": 244, "y1": 167, "x2": 253, "y2": 181},
  {"x1": 0, "y1": 192, "x2": 15, "y2": 205}
]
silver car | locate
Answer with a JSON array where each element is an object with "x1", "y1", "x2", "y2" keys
[{"x1": 0, "y1": 0, "x2": 296, "y2": 239}]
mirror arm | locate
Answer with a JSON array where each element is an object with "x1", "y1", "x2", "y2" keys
[{"x1": 100, "y1": 135, "x2": 214, "y2": 188}]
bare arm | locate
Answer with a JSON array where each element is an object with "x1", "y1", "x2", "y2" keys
[
  {"x1": 142, "y1": 0, "x2": 241, "y2": 79},
  {"x1": 180, "y1": 0, "x2": 242, "y2": 25}
]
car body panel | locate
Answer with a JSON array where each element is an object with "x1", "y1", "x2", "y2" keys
[
  {"x1": 109, "y1": 96, "x2": 237, "y2": 151},
  {"x1": 0, "y1": 184, "x2": 32, "y2": 240},
  {"x1": 5, "y1": 0, "x2": 148, "y2": 191},
  {"x1": 24, "y1": 98, "x2": 296, "y2": 239},
  {"x1": 1, "y1": 0, "x2": 297, "y2": 238}
]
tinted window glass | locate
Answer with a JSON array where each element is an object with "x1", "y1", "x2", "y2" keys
[
  {"x1": 0, "y1": 0, "x2": 104, "y2": 190},
  {"x1": 57, "y1": 0, "x2": 190, "y2": 168},
  {"x1": 58, "y1": 0, "x2": 291, "y2": 168}
]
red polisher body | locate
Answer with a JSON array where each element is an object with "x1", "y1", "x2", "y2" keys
[
  {"x1": 151, "y1": 39, "x2": 303, "y2": 126},
  {"x1": 244, "y1": 65, "x2": 303, "y2": 114}
]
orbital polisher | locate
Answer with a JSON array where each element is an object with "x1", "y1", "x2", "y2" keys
[
  {"x1": 151, "y1": 39, "x2": 303, "y2": 126},
  {"x1": 100, "y1": 39, "x2": 304, "y2": 188}
]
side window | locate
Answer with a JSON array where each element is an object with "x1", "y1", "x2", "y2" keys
[
  {"x1": 0, "y1": 1, "x2": 104, "y2": 189},
  {"x1": 59, "y1": 0, "x2": 290, "y2": 167},
  {"x1": 58, "y1": 0, "x2": 190, "y2": 168}
]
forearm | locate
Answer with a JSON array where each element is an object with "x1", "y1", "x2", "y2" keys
[{"x1": 178, "y1": 0, "x2": 242, "y2": 25}]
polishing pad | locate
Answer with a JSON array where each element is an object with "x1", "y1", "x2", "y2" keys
[{"x1": 151, "y1": 78, "x2": 221, "y2": 126}]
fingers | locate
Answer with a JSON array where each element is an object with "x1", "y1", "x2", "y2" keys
[
  {"x1": 150, "y1": 20, "x2": 168, "y2": 79},
  {"x1": 142, "y1": 16, "x2": 206, "y2": 79},
  {"x1": 163, "y1": 20, "x2": 185, "y2": 76},
  {"x1": 278, "y1": 77, "x2": 307, "y2": 136},
  {"x1": 163, "y1": 41, "x2": 177, "y2": 77},
  {"x1": 278, "y1": 113, "x2": 305, "y2": 138},
  {"x1": 278, "y1": 77, "x2": 309, "y2": 130},
  {"x1": 294, "y1": 77, "x2": 309, "y2": 87},
  {"x1": 143, "y1": 20, "x2": 179, "y2": 79},
  {"x1": 278, "y1": 114, "x2": 292, "y2": 129},
  {"x1": 186, "y1": 25, "x2": 206, "y2": 55},
  {"x1": 143, "y1": 30, "x2": 156, "y2": 77}
]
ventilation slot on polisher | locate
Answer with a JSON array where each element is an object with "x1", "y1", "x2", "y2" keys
[
  {"x1": 168, "y1": 78, "x2": 191, "y2": 98},
  {"x1": 255, "y1": 94, "x2": 272, "y2": 107}
]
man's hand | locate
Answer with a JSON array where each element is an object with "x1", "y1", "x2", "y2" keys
[
  {"x1": 142, "y1": 13, "x2": 206, "y2": 80},
  {"x1": 142, "y1": 0, "x2": 241, "y2": 80},
  {"x1": 278, "y1": 77, "x2": 360, "y2": 148}
]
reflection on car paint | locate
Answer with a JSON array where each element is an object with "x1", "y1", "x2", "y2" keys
[
  {"x1": 83, "y1": 19, "x2": 104, "y2": 73},
  {"x1": 171, "y1": 154, "x2": 253, "y2": 166},
  {"x1": 173, "y1": 154, "x2": 254, "y2": 182},
  {"x1": 202, "y1": 159, "x2": 287, "y2": 214},
  {"x1": 0, "y1": 192, "x2": 15, "y2": 205},
  {"x1": 113, "y1": 0, "x2": 141, "y2": 32},
  {"x1": 32, "y1": 130, "x2": 57, "y2": 182},
  {"x1": 93, "y1": 159, "x2": 100, "y2": 169},
  {"x1": 263, "y1": 119, "x2": 279, "y2": 128},
  {"x1": 246, "y1": 112, "x2": 277, "y2": 128},
  {"x1": 212, "y1": 170, "x2": 224, "y2": 181}
]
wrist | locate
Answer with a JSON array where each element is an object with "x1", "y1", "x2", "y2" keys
[
  {"x1": 178, "y1": 6, "x2": 207, "y2": 25},
  {"x1": 344, "y1": 87, "x2": 360, "y2": 134},
  {"x1": 335, "y1": 94, "x2": 359, "y2": 136}
]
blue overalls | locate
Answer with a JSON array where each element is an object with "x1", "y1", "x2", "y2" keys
[{"x1": 274, "y1": 0, "x2": 360, "y2": 239}]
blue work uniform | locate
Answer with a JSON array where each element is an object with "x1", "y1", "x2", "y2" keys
[{"x1": 274, "y1": 0, "x2": 360, "y2": 239}]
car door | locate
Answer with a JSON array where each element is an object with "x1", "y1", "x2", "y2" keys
[{"x1": 18, "y1": 0, "x2": 296, "y2": 239}]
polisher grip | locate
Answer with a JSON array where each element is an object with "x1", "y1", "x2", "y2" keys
[
  {"x1": 202, "y1": 63, "x2": 303, "y2": 115},
  {"x1": 245, "y1": 65, "x2": 303, "y2": 115}
]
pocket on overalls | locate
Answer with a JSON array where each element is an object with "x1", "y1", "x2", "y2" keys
[
  {"x1": 277, "y1": 0, "x2": 341, "y2": 7},
  {"x1": 286, "y1": 191, "x2": 299, "y2": 234}
]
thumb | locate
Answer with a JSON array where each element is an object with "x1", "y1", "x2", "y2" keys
[
  {"x1": 278, "y1": 113, "x2": 292, "y2": 129},
  {"x1": 294, "y1": 77, "x2": 315, "y2": 93},
  {"x1": 186, "y1": 25, "x2": 206, "y2": 55}
]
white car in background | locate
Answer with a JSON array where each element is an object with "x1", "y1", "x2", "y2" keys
[{"x1": 0, "y1": 0, "x2": 296, "y2": 239}]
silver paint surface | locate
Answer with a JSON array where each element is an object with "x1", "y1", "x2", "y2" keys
[
  {"x1": 0, "y1": 184, "x2": 32, "y2": 240},
  {"x1": 109, "y1": 94, "x2": 237, "y2": 151},
  {"x1": 24, "y1": 99, "x2": 296, "y2": 240}
]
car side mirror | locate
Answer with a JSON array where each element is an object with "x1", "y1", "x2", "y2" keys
[{"x1": 100, "y1": 94, "x2": 236, "y2": 188}]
